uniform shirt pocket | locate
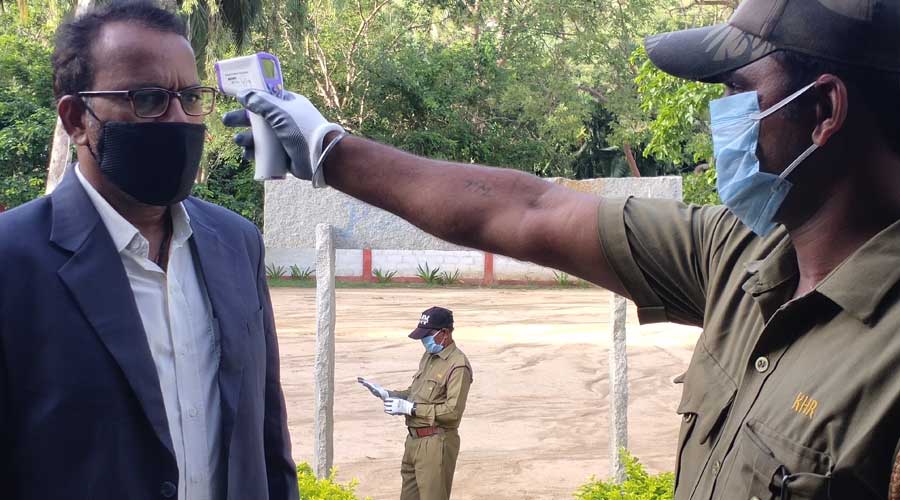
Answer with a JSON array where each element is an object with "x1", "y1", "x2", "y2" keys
[
  {"x1": 416, "y1": 377, "x2": 445, "y2": 403},
  {"x1": 675, "y1": 343, "x2": 737, "y2": 491},
  {"x1": 729, "y1": 419, "x2": 833, "y2": 500}
]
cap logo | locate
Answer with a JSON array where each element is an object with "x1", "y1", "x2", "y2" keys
[{"x1": 420, "y1": 314, "x2": 430, "y2": 325}]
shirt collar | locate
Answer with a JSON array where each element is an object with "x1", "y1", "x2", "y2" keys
[
  {"x1": 436, "y1": 342, "x2": 458, "y2": 360},
  {"x1": 74, "y1": 164, "x2": 193, "y2": 253},
  {"x1": 742, "y1": 220, "x2": 900, "y2": 324},
  {"x1": 741, "y1": 233, "x2": 798, "y2": 297},
  {"x1": 169, "y1": 200, "x2": 193, "y2": 246},
  {"x1": 75, "y1": 164, "x2": 140, "y2": 253},
  {"x1": 816, "y1": 219, "x2": 900, "y2": 324}
]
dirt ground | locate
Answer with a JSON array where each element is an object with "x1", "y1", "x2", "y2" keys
[{"x1": 272, "y1": 287, "x2": 701, "y2": 499}]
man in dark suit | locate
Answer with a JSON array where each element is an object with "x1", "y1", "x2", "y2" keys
[{"x1": 0, "y1": 2, "x2": 298, "y2": 499}]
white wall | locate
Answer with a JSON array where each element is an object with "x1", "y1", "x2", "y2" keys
[
  {"x1": 266, "y1": 248, "x2": 363, "y2": 277},
  {"x1": 263, "y1": 176, "x2": 683, "y2": 281},
  {"x1": 371, "y1": 250, "x2": 483, "y2": 279}
]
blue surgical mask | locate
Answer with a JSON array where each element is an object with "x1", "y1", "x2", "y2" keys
[
  {"x1": 421, "y1": 334, "x2": 444, "y2": 354},
  {"x1": 710, "y1": 82, "x2": 819, "y2": 236}
]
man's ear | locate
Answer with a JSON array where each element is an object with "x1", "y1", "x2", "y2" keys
[
  {"x1": 58, "y1": 95, "x2": 90, "y2": 146},
  {"x1": 811, "y1": 74, "x2": 849, "y2": 147}
]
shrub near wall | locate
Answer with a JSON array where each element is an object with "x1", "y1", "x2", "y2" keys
[
  {"x1": 297, "y1": 463, "x2": 369, "y2": 500},
  {"x1": 574, "y1": 451, "x2": 674, "y2": 500},
  {"x1": 297, "y1": 452, "x2": 673, "y2": 499}
]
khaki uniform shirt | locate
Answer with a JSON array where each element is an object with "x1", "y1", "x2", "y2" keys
[
  {"x1": 598, "y1": 198, "x2": 900, "y2": 500},
  {"x1": 389, "y1": 343, "x2": 473, "y2": 429}
]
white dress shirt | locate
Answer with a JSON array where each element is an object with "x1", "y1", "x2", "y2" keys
[{"x1": 76, "y1": 166, "x2": 223, "y2": 500}]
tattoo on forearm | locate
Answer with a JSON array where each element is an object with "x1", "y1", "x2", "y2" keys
[{"x1": 464, "y1": 179, "x2": 493, "y2": 197}]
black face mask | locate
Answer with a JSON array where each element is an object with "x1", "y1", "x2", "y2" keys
[{"x1": 90, "y1": 121, "x2": 206, "y2": 206}]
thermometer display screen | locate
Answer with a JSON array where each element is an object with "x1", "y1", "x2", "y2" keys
[{"x1": 262, "y1": 58, "x2": 276, "y2": 79}]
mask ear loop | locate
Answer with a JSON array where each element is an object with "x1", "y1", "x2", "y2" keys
[
  {"x1": 750, "y1": 81, "x2": 818, "y2": 121},
  {"x1": 744, "y1": 81, "x2": 820, "y2": 185},
  {"x1": 778, "y1": 143, "x2": 819, "y2": 181}
]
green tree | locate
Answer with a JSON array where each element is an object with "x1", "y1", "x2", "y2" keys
[
  {"x1": 3, "y1": 0, "x2": 736, "y2": 216},
  {"x1": 0, "y1": 1, "x2": 58, "y2": 209}
]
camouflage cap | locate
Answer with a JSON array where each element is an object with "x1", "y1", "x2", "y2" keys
[{"x1": 645, "y1": 0, "x2": 900, "y2": 82}]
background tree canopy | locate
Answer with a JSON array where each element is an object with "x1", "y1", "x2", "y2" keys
[{"x1": 0, "y1": 0, "x2": 731, "y2": 220}]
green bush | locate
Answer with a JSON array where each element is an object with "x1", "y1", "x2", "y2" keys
[
  {"x1": 373, "y1": 268, "x2": 398, "y2": 283},
  {"x1": 574, "y1": 450, "x2": 674, "y2": 500},
  {"x1": 553, "y1": 270, "x2": 573, "y2": 287},
  {"x1": 437, "y1": 269, "x2": 462, "y2": 285},
  {"x1": 0, "y1": 19, "x2": 56, "y2": 210},
  {"x1": 290, "y1": 265, "x2": 315, "y2": 280},
  {"x1": 265, "y1": 263, "x2": 287, "y2": 279},
  {"x1": 297, "y1": 463, "x2": 368, "y2": 500},
  {"x1": 682, "y1": 167, "x2": 720, "y2": 206},
  {"x1": 415, "y1": 262, "x2": 442, "y2": 285}
]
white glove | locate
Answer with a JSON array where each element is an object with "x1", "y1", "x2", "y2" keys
[
  {"x1": 384, "y1": 397, "x2": 415, "y2": 416},
  {"x1": 357, "y1": 377, "x2": 388, "y2": 400},
  {"x1": 223, "y1": 90, "x2": 345, "y2": 187}
]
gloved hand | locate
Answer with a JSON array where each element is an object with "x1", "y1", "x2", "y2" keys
[
  {"x1": 222, "y1": 90, "x2": 345, "y2": 187},
  {"x1": 357, "y1": 377, "x2": 388, "y2": 400},
  {"x1": 384, "y1": 397, "x2": 415, "y2": 416}
]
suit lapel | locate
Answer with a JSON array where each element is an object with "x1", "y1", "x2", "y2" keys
[
  {"x1": 186, "y1": 201, "x2": 248, "y2": 453},
  {"x1": 51, "y1": 169, "x2": 175, "y2": 459}
]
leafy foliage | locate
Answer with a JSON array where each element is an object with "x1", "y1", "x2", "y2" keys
[
  {"x1": 682, "y1": 167, "x2": 720, "y2": 206},
  {"x1": 372, "y1": 268, "x2": 397, "y2": 283},
  {"x1": 631, "y1": 46, "x2": 723, "y2": 167},
  {"x1": 553, "y1": 270, "x2": 572, "y2": 287},
  {"x1": 415, "y1": 262, "x2": 442, "y2": 285},
  {"x1": 1, "y1": 0, "x2": 734, "y2": 216},
  {"x1": 0, "y1": 7, "x2": 55, "y2": 209},
  {"x1": 437, "y1": 269, "x2": 461, "y2": 285},
  {"x1": 265, "y1": 263, "x2": 286, "y2": 279},
  {"x1": 289, "y1": 264, "x2": 315, "y2": 280},
  {"x1": 575, "y1": 450, "x2": 674, "y2": 500},
  {"x1": 296, "y1": 463, "x2": 370, "y2": 500},
  {"x1": 191, "y1": 101, "x2": 265, "y2": 225}
]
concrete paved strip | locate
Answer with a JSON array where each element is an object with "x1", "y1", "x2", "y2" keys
[{"x1": 272, "y1": 287, "x2": 700, "y2": 499}]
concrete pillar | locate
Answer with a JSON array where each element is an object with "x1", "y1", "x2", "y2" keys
[
  {"x1": 313, "y1": 224, "x2": 336, "y2": 479},
  {"x1": 609, "y1": 293, "x2": 628, "y2": 483}
]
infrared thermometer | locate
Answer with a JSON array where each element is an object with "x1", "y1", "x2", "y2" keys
[{"x1": 215, "y1": 52, "x2": 290, "y2": 180}]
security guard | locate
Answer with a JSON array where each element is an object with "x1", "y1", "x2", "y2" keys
[
  {"x1": 228, "y1": 0, "x2": 900, "y2": 496},
  {"x1": 359, "y1": 307, "x2": 473, "y2": 500}
]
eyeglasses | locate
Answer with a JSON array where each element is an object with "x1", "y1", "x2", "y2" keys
[{"x1": 77, "y1": 86, "x2": 218, "y2": 118}]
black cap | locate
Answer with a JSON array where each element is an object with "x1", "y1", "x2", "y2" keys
[
  {"x1": 645, "y1": 0, "x2": 900, "y2": 83},
  {"x1": 409, "y1": 306, "x2": 454, "y2": 339}
]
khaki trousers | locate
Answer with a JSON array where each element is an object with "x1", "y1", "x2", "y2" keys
[{"x1": 399, "y1": 429, "x2": 460, "y2": 500}]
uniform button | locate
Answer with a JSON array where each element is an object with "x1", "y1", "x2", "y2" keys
[
  {"x1": 160, "y1": 481, "x2": 176, "y2": 498},
  {"x1": 754, "y1": 356, "x2": 770, "y2": 373},
  {"x1": 751, "y1": 497, "x2": 761, "y2": 500},
  {"x1": 189, "y1": 407, "x2": 199, "y2": 417},
  {"x1": 682, "y1": 413, "x2": 695, "y2": 423},
  {"x1": 711, "y1": 460, "x2": 721, "y2": 475}
]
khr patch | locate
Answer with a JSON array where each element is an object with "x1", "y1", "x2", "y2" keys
[{"x1": 792, "y1": 392, "x2": 818, "y2": 419}]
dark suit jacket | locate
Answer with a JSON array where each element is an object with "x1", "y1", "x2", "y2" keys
[{"x1": 0, "y1": 170, "x2": 299, "y2": 500}]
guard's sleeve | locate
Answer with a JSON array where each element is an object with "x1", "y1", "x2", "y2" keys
[
  {"x1": 389, "y1": 355, "x2": 426, "y2": 399},
  {"x1": 412, "y1": 365, "x2": 473, "y2": 427},
  {"x1": 388, "y1": 385, "x2": 412, "y2": 400},
  {"x1": 598, "y1": 197, "x2": 739, "y2": 326}
]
